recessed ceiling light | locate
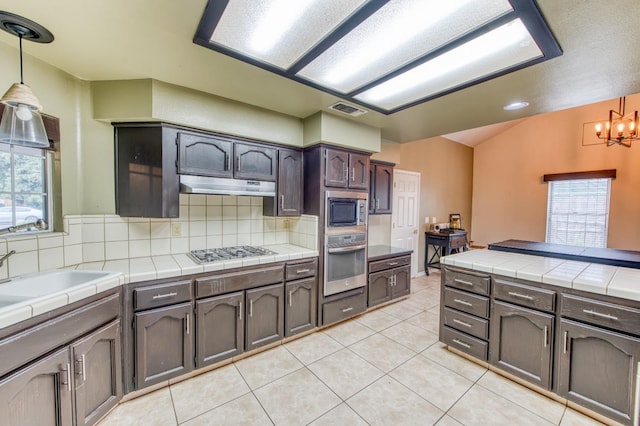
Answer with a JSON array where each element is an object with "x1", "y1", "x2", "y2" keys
[
  {"x1": 194, "y1": 0, "x2": 562, "y2": 115},
  {"x1": 503, "y1": 101, "x2": 530, "y2": 111}
]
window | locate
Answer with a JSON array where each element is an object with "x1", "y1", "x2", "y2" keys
[
  {"x1": 0, "y1": 143, "x2": 50, "y2": 232},
  {"x1": 545, "y1": 178, "x2": 611, "y2": 248}
]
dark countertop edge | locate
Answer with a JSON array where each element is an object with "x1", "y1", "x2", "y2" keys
[
  {"x1": 368, "y1": 244, "x2": 413, "y2": 261},
  {"x1": 489, "y1": 240, "x2": 640, "y2": 269}
]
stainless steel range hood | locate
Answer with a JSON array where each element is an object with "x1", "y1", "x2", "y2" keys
[{"x1": 179, "y1": 175, "x2": 276, "y2": 197}]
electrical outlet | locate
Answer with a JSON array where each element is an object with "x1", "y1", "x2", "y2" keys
[
  {"x1": 283, "y1": 219, "x2": 290, "y2": 230},
  {"x1": 171, "y1": 223, "x2": 182, "y2": 237}
]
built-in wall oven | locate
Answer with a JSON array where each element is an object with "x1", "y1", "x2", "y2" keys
[{"x1": 324, "y1": 191, "x2": 368, "y2": 296}]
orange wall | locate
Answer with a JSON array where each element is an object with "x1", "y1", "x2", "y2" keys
[{"x1": 472, "y1": 94, "x2": 640, "y2": 250}]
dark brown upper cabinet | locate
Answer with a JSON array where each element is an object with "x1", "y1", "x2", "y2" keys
[
  {"x1": 264, "y1": 148, "x2": 303, "y2": 216},
  {"x1": 369, "y1": 160, "x2": 394, "y2": 214},
  {"x1": 177, "y1": 132, "x2": 233, "y2": 178},
  {"x1": 234, "y1": 142, "x2": 277, "y2": 181},
  {"x1": 324, "y1": 148, "x2": 370, "y2": 189}
]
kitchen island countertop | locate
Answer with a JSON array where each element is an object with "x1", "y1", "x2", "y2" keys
[{"x1": 442, "y1": 249, "x2": 640, "y2": 302}]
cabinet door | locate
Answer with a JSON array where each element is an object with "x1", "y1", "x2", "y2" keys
[
  {"x1": 349, "y1": 153, "x2": 369, "y2": 189},
  {"x1": 489, "y1": 301, "x2": 554, "y2": 389},
  {"x1": 391, "y1": 265, "x2": 411, "y2": 299},
  {"x1": 277, "y1": 149, "x2": 302, "y2": 216},
  {"x1": 0, "y1": 347, "x2": 73, "y2": 426},
  {"x1": 72, "y1": 320, "x2": 122, "y2": 426},
  {"x1": 177, "y1": 132, "x2": 233, "y2": 178},
  {"x1": 246, "y1": 283, "x2": 284, "y2": 351},
  {"x1": 368, "y1": 270, "x2": 392, "y2": 308},
  {"x1": 134, "y1": 303, "x2": 193, "y2": 389},
  {"x1": 196, "y1": 292, "x2": 244, "y2": 367},
  {"x1": 372, "y1": 164, "x2": 393, "y2": 214},
  {"x1": 285, "y1": 278, "x2": 317, "y2": 337},
  {"x1": 557, "y1": 319, "x2": 640, "y2": 425},
  {"x1": 324, "y1": 148, "x2": 349, "y2": 187},
  {"x1": 234, "y1": 142, "x2": 277, "y2": 181}
]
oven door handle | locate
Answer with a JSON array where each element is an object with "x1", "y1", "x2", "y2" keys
[{"x1": 328, "y1": 244, "x2": 367, "y2": 254}]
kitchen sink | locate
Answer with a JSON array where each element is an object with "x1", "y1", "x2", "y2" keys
[{"x1": 0, "y1": 270, "x2": 118, "y2": 299}]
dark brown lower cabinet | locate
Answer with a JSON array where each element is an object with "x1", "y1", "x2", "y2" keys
[
  {"x1": 196, "y1": 292, "x2": 244, "y2": 367},
  {"x1": 0, "y1": 347, "x2": 73, "y2": 426},
  {"x1": 72, "y1": 320, "x2": 122, "y2": 426},
  {"x1": 368, "y1": 265, "x2": 411, "y2": 308},
  {"x1": 246, "y1": 283, "x2": 284, "y2": 351},
  {"x1": 134, "y1": 303, "x2": 193, "y2": 389},
  {"x1": 0, "y1": 320, "x2": 122, "y2": 426},
  {"x1": 285, "y1": 278, "x2": 317, "y2": 337},
  {"x1": 557, "y1": 319, "x2": 640, "y2": 425},
  {"x1": 490, "y1": 301, "x2": 554, "y2": 389}
]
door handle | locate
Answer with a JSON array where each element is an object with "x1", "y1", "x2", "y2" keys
[
  {"x1": 238, "y1": 301, "x2": 242, "y2": 320},
  {"x1": 250, "y1": 299, "x2": 253, "y2": 317},
  {"x1": 563, "y1": 331, "x2": 569, "y2": 354},
  {"x1": 280, "y1": 195, "x2": 285, "y2": 210},
  {"x1": 76, "y1": 353, "x2": 86, "y2": 381},
  {"x1": 225, "y1": 154, "x2": 230, "y2": 171},
  {"x1": 185, "y1": 313, "x2": 190, "y2": 334},
  {"x1": 289, "y1": 291, "x2": 293, "y2": 307},
  {"x1": 543, "y1": 326, "x2": 549, "y2": 348},
  {"x1": 61, "y1": 363, "x2": 71, "y2": 392}
]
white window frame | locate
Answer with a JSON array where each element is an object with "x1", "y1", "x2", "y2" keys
[
  {"x1": 545, "y1": 177, "x2": 611, "y2": 248},
  {"x1": 0, "y1": 143, "x2": 52, "y2": 234}
]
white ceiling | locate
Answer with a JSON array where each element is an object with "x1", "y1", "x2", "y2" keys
[{"x1": 1, "y1": 0, "x2": 639, "y2": 144}]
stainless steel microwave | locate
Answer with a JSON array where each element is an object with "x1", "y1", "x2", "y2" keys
[{"x1": 326, "y1": 191, "x2": 367, "y2": 228}]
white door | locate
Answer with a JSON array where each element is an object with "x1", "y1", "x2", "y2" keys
[{"x1": 391, "y1": 170, "x2": 420, "y2": 277}]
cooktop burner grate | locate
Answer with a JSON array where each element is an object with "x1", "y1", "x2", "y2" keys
[{"x1": 188, "y1": 246, "x2": 277, "y2": 264}]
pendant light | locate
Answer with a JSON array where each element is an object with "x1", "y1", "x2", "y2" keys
[{"x1": 0, "y1": 11, "x2": 54, "y2": 148}]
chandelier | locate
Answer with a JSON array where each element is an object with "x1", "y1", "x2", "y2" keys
[{"x1": 594, "y1": 97, "x2": 639, "y2": 147}]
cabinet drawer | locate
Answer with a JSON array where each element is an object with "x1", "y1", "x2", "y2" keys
[
  {"x1": 285, "y1": 259, "x2": 317, "y2": 281},
  {"x1": 443, "y1": 307, "x2": 489, "y2": 340},
  {"x1": 494, "y1": 279, "x2": 555, "y2": 312},
  {"x1": 134, "y1": 280, "x2": 192, "y2": 311},
  {"x1": 444, "y1": 287, "x2": 490, "y2": 318},
  {"x1": 369, "y1": 255, "x2": 411, "y2": 273},
  {"x1": 322, "y1": 290, "x2": 366, "y2": 325},
  {"x1": 196, "y1": 265, "x2": 284, "y2": 299},
  {"x1": 450, "y1": 236, "x2": 467, "y2": 250},
  {"x1": 561, "y1": 294, "x2": 640, "y2": 336},
  {"x1": 444, "y1": 268, "x2": 490, "y2": 296},
  {"x1": 442, "y1": 326, "x2": 488, "y2": 361}
]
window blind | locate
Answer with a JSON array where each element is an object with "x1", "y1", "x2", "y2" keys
[{"x1": 545, "y1": 178, "x2": 611, "y2": 247}]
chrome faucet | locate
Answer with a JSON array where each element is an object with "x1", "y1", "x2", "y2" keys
[
  {"x1": 0, "y1": 219, "x2": 48, "y2": 236},
  {"x1": 0, "y1": 250, "x2": 16, "y2": 267}
]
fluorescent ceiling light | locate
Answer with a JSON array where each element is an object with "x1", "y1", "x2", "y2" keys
[
  {"x1": 354, "y1": 19, "x2": 541, "y2": 109},
  {"x1": 194, "y1": 0, "x2": 562, "y2": 114}
]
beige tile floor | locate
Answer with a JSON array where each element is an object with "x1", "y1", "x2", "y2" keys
[{"x1": 99, "y1": 271, "x2": 607, "y2": 426}]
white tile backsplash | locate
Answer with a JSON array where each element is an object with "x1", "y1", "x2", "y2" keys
[{"x1": 0, "y1": 194, "x2": 318, "y2": 278}]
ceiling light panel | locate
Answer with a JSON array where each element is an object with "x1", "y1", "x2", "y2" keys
[
  {"x1": 209, "y1": 0, "x2": 366, "y2": 69},
  {"x1": 297, "y1": 0, "x2": 513, "y2": 94},
  {"x1": 354, "y1": 19, "x2": 542, "y2": 110}
]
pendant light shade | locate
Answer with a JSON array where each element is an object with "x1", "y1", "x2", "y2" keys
[{"x1": 0, "y1": 11, "x2": 54, "y2": 148}]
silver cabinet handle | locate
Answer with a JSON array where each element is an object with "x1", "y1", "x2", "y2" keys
[
  {"x1": 388, "y1": 262, "x2": 398, "y2": 266},
  {"x1": 289, "y1": 291, "x2": 293, "y2": 307},
  {"x1": 76, "y1": 353, "x2": 86, "y2": 381},
  {"x1": 351, "y1": 167, "x2": 355, "y2": 182},
  {"x1": 508, "y1": 291, "x2": 534, "y2": 300},
  {"x1": 280, "y1": 195, "x2": 285, "y2": 210},
  {"x1": 454, "y1": 279, "x2": 474, "y2": 287},
  {"x1": 250, "y1": 299, "x2": 253, "y2": 317},
  {"x1": 186, "y1": 313, "x2": 190, "y2": 335},
  {"x1": 296, "y1": 269, "x2": 310, "y2": 274},
  {"x1": 543, "y1": 326, "x2": 549, "y2": 348},
  {"x1": 376, "y1": 199, "x2": 380, "y2": 209},
  {"x1": 582, "y1": 309, "x2": 619, "y2": 321},
  {"x1": 153, "y1": 292, "x2": 178, "y2": 300},
  {"x1": 238, "y1": 301, "x2": 242, "y2": 320},
  {"x1": 452, "y1": 339, "x2": 471, "y2": 349},
  {"x1": 453, "y1": 319, "x2": 472, "y2": 328},
  {"x1": 453, "y1": 298, "x2": 472, "y2": 307},
  {"x1": 62, "y1": 363, "x2": 71, "y2": 392},
  {"x1": 236, "y1": 156, "x2": 240, "y2": 171},
  {"x1": 342, "y1": 307, "x2": 353, "y2": 313},
  {"x1": 563, "y1": 331, "x2": 569, "y2": 354}
]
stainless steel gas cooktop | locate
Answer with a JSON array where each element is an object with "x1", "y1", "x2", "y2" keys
[{"x1": 188, "y1": 246, "x2": 277, "y2": 264}]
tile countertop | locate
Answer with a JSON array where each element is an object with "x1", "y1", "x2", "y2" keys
[
  {"x1": 0, "y1": 244, "x2": 318, "y2": 330},
  {"x1": 441, "y1": 249, "x2": 640, "y2": 303}
]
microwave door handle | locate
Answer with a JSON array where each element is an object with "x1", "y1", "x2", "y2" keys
[{"x1": 328, "y1": 244, "x2": 367, "y2": 254}]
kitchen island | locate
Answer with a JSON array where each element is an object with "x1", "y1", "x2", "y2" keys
[{"x1": 440, "y1": 248, "x2": 640, "y2": 425}]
